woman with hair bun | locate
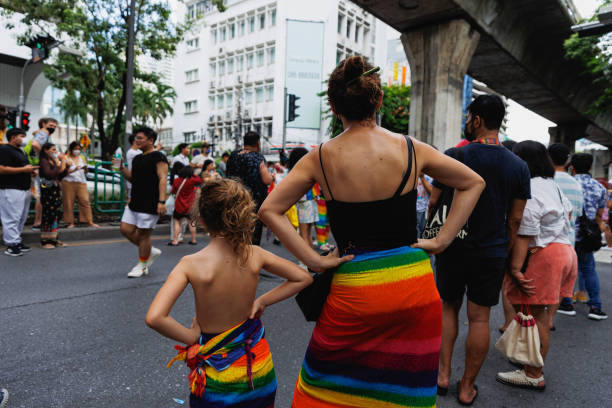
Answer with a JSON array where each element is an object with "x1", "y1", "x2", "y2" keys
[{"x1": 259, "y1": 55, "x2": 485, "y2": 407}]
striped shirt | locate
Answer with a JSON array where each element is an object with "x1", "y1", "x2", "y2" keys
[{"x1": 555, "y1": 171, "x2": 583, "y2": 245}]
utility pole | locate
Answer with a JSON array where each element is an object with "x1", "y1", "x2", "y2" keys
[
  {"x1": 18, "y1": 58, "x2": 32, "y2": 124},
  {"x1": 124, "y1": 0, "x2": 137, "y2": 155},
  {"x1": 282, "y1": 87, "x2": 287, "y2": 152},
  {"x1": 235, "y1": 79, "x2": 243, "y2": 150}
]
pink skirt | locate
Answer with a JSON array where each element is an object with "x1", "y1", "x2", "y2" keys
[{"x1": 504, "y1": 243, "x2": 577, "y2": 305}]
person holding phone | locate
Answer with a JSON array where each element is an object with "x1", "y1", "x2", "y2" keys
[
  {"x1": 39, "y1": 142, "x2": 69, "y2": 249},
  {"x1": 61, "y1": 141, "x2": 99, "y2": 228}
]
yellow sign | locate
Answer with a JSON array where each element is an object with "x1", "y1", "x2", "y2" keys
[{"x1": 393, "y1": 62, "x2": 398, "y2": 81}]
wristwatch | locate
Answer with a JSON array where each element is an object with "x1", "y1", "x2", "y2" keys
[{"x1": 158, "y1": 200, "x2": 165, "y2": 204}]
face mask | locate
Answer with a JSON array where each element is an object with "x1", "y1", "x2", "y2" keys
[
  {"x1": 207, "y1": 149, "x2": 211, "y2": 154},
  {"x1": 47, "y1": 127, "x2": 56, "y2": 135},
  {"x1": 73, "y1": 150, "x2": 81, "y2": 156},
  {"x1": 50, "y1": 153, "x2": 58, "y2": 160},
  {"x1": 464, "y1": 120, "x2": 476, "y2": 142}
]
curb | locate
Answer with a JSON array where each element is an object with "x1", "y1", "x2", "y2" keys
[{"x1": 18, "y1": 223, "x2": 172, "y2": 245}]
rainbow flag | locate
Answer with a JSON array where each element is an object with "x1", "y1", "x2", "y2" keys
[
  {"x1": 313, "y1": 184, "x2": 330, "y2": 246},
  {"x1": 168, "y1": 318, "x2": 276, "y2": 407},
  {"x1": 292, "y1": 246, "x2": 441, "y2": 407}
]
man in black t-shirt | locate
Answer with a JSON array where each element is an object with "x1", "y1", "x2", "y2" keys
[
  {"x1": 433, "y1": 95, "x2": 530, "y2": 405},
  {"x1": 0, "y1": 128, "x2": 39, "y2": 256},
  {"x1": 226, "y1": 131, "x2": 273, "y2": 245},
  {"x1": 117, "y1": 127, "x2": 168, "y2": 278}
]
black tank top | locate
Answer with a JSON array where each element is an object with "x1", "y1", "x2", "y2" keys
[{"x1": 319, "y1": 135, "x2": 418, "y2": 254}]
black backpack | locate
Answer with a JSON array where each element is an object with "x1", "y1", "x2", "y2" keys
[{"x1": 576, "y1": 209, "x2": 603, "y2": 253}]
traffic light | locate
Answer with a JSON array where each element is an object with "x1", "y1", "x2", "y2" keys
[
  {"x1": 6, "y1": 109, "x2": 17, "y2": 129},
  {"x1": 25, "y1": 35, "x2": 58, "y2": 62},
  {"x1": 20, "y1": 111, "x2": 30, "y2": 131},
  {"x1": 287, "y1": 94, "x2": 300, "y2": 122}
]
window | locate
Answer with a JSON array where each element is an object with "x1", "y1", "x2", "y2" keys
[
  {"x1": 212, "y1": 29, "x2": 217, "y2": 44},
  {"x1": 184, "y1": 131, "x2": 196, "y2": 142},
  {"x1": 258, "y1": 13, "x2": 266, "y2": 30},
  {"x1": 270, "y1": 9, "x2": 276, "y2": 26},
  {"x1": 210, "y1": 62, "x2": 216, "y2": 77},
  {"x1": 355, "y1": 25, "x2": 360, "y2": 43},
  {"x1": 245, "y1": 89, "x2": 253, "y2": 105},
  {"x1": 256, "y1": 87, "x2": 264, "y2": 103},
  {"x1": 346, "y1": 19, "x2": 352, "y2": 38},
  {"x1": 187, "y1": 5, "x2": 195, "y2": 19},
  {"x1": 267, "y1": 46, "x2": 275, "y2": 65},
  {"x1": 266, "y1": 122, "x2": 273, "y2": 137},
  {"x1": 185, "y1": 100, "x2": 198, "y2": 114},
  {"x1": 227, "y1": 92, "x2": 233, "y2": 107},
  {"x1": 218, "y1": 60, "x2": 225, "y2": 75},
  {"x1": 337, "y1": 14, "x2": 344, "y2": 34},
  {"x1": 238, "y1": 19, "x2": 245, "y2": 36},
  {"x1": 227, "y1": 57, "x2": 234, "y2": 74},
  {"x1": 256, "y1": 50, "x2": 264, "y2": 67},
  {"x1": 336, "y1": 49, "x2": 343, "y2": 64},
  {"x1": 248, "y1": 16, "x2": 255, "y2": 33},
  {"x1": 247, "y1": 52, "x2": 254, "y2": 69},
  {"x1": 266, "y1": 84, "x2": 274, "y2": 101},
  {"x1": 236, "y1": 55, "x2": 244, "y2": 71},
  {"x1": 209, "y1": 96, "x2": 215, "y2": 110},
  {"x1": 196, "y1": 1, "x2": 211, "y2": 15},
  {"x1": 229, "y1": 23, "x2": 235, "y2": 39},
  {"x1": 185, "y1": 68, "x2": 199, "y2": 82},
  {"x1": 217, "y1": 94, "x2": 224, "y2": 109},
  {"x1": 186, "y1": 37, "x2": 200, "y2": 50},
  {"x1": 220, "y1": 26, "x2": 226, "y2": 41}
]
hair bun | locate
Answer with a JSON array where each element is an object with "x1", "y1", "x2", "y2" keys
[{"x1": 343, "y1": 56, "x2": 365, "y2": 82}]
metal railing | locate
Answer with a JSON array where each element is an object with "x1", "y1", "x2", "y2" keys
[{"x1": 93, "y1": 161, "x2": 126, "y2": 214}]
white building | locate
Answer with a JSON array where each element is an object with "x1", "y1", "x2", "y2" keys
[{"x1": 171, "y1": 0, "x2": 388, "y2": 154}]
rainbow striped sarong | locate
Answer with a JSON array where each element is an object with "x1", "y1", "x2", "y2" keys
[
  {"x1": 292, "y1": 246, "x2": 441, "y2": 407},
  {"x1": 168, "y1": 318, "x2": 276, "y2": 408},
  {"x1": 313, "y1": 184, "x2": 330, "y2": 246}
]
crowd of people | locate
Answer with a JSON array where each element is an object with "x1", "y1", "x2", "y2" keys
[{"x1": 1, "y1": 54, "x2": 610, "y2": 408}]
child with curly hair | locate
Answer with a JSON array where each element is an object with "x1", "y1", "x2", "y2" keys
[{"x1": 146, "y1": 178, "x2": 312, "y2": 408}]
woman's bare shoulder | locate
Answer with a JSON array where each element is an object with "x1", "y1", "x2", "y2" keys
[{"x1": 179, "y1": 249, "x2": 215, "y2": 283}]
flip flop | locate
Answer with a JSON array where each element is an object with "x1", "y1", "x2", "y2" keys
[
  {"x1": 437, "y1": 384, "x2": 448, "y2": 396},
  {"x1": 457, "y1": 382, "x2": 478, "y2": 406},
  {"x1": 167, "y1": 242, "x2": 179, "y2": 246},
  {"x1": 188, "y1": 241, "x2": 197, "y2": 245}
]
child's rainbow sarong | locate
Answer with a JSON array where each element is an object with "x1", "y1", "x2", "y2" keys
[
  {"x1": 292, "y1": 246, "x2": 441, "y2": 408},
  {"x1": 168, "y1": 318, "x2": 276, "y2": 408}
]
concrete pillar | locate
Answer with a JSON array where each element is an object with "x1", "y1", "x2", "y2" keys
[
  {"x1": 548, "y1": 123, "x2": 586, "y2": 152},
  {"x1": 401, "y1": 19, "x2": 480, "y2": 150}
]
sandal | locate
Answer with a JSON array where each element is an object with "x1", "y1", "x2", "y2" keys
[
  {"x1": 457, "y1": 381, "x2": 478, "y2": 406},
  {"x1": 188, "y1": 241, "x2": 197, "y2": 245},
  {"x1": 54, "y1": 240, "x2": 66, "y2": 247},
  {"x1": 436, "y1": 384, "x2": 448, "y2": 396},
  {"x1": 167, "y1": 241, "x2": 179, "y2": 246}
]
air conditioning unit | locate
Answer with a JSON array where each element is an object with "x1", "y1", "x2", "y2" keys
[
  {"x1": 225, "y1": 112, "x2": 231, "y2": 119},
  {"x1": 218, "y1": 47, "x2": 225, "y2": 54},
  {"x1": 244, "y1": 109, "x2": 250, "y2": 117},
  {"x1": 208, "y1": 115, "x2": 215, "y2": 122},
  {"x1": 216, "y1": 115, "x2": 223, "y2": 121}
]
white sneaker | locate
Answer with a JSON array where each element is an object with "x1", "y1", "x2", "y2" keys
[
  {"x1": 146, "y1": 247, "x2": 162, "y2": 268},
  {"x1": 496, "y1": 369, "x2": 545, "y2": 391},
  {"x1": 127, "y1": 263, "x2": 148, "y2": 278}
]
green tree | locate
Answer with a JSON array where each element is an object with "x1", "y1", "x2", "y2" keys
[
  {"x1": 2, "y1": 0, "x2": 221, "y2": 158},
  {"x1": 564, "y1": 1, "x2": 612, "y2": 114},
  {"x1": 133, "y1": 81, "x2": 176, "y2": 130}
]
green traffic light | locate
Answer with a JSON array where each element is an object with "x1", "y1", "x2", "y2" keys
[{"x1": 36, "y1": 43, "x2": 42, "y2": 48}]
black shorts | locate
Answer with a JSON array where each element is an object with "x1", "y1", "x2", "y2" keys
[
  {"x1": 435, "y1": 252, "x2": 506, "y2": 307},
  {"x1": 173, "y1": 210, "x2": 190, "y2": 220}
]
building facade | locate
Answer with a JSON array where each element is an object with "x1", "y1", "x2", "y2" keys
[{"x1": 171, "y1": 0, "x2": 388, "y2": 155}]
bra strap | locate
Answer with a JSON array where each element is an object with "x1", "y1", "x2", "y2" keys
[
  {"x1": 393, "y1": 135, "x2": 414, "y2": 197},
  {"x1": 319, "y1": 144, "x2": 335, "y2": 201}
]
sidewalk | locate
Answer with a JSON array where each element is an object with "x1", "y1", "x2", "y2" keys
[{"x1": 13, "y1": 222, "x2": 171, "y2": 245}]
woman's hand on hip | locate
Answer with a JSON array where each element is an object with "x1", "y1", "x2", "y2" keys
[
  {"x1": 412, "y1": 237, "x2": 449, "y2": 255},
  {"x1": 309, "y1": 248, "x2": 354, "y2": 273}
]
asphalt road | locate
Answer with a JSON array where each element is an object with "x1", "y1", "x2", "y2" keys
[{"x1": 1, "y1": 233, "x2": 611, "y2": 407}]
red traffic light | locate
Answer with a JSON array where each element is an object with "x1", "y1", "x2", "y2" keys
[{"x1": 20, "y1": 111, "x2": 31, "y2": 131}]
